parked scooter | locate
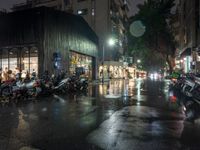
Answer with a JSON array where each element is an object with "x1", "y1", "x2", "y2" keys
[
  {"x1": 1, "y1": 79, "x2": 16, "y2": 98},
  {"x1": 11, "y1": 79, "x2": 42, "y2": 100},
  {"x1": 38, "y1": 78, "x2": 54, "y2": 96},
  {"x1": 77, "y1": 77, "x2": 88, "y2": 91},
  {"x1": 183, "y1": 98, "x2": 200, "y2": 123},
  {"x1": 66, "y1": 75, "x2": 78, "y2": 92},
  {"x1": 53, "y1": 77, "x2": 70, "y2": 93},
  {"x1": 191, "y1": 76, "x2": 200, "y2": 101},
  {"x1": 169, "y1": 73, "x2": 200, "y2": 122},
  {"x1": 181, "y1": 73, "x2": 196, "y2": 97}
]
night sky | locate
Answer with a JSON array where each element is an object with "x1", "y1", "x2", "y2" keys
[{"x1": 0, "y1": 0, "x2": 144, "y2": 16}]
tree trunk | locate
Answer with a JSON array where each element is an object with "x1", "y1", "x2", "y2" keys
[{"x1": 166, "y1": 54, "x2": 175, "y2": 74}]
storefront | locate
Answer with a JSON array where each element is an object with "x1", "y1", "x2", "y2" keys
[
  {"x1": 0, "y1": 7, "x2": 98, "y2": 80},
  {"x1": 0, "y1": 46, "x2": 38, "y2": 79},
  {"x1": 69, "y1": 51, "x2": 93, "y2": 79},
  {"x1": 128, "y1": 66, "x2": 136, "y2": 79},
  {"x1": 98, "y1": 61, "x2": 126, "y2": 79}
]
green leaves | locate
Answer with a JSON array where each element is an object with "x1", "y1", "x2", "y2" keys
[{"x1": 128, "y1": 0, "x2": 176, "y2": 72}]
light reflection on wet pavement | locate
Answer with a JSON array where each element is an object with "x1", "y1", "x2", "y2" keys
[
  {"x1": 87, "y1": 106, "x2": 185, "y2": 150},
  {"x1": 0, "y1": 79, "x2": 200, "y2": 150}
]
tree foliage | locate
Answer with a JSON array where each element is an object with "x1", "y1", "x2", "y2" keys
[{"x1": 128, "y1": 0, "x2": 176, "y2": 72}]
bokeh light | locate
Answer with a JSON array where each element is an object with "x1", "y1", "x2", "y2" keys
[{"x1": 130, "y1": 20, "x2": 146, "y2": 37}]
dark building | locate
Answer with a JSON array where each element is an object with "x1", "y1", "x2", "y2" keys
[
  {"x1": 0, "y1": 7, "x2": 98, "y2": 80},
  {"x1": 174, "y1": 0, "x2": 200, "y2": 73}
]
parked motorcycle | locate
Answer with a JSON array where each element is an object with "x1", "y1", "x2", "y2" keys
[
  {"x1": 183, "y1": 98, "x2": 200, "y2": 123},
  {"x1": 11, "y1": 79, "x2": 42, "y2": 100},
  {"x1": 168, "y1": 73, "x2": 200, "y2": 122},
  {"x1": 53, "y1": 77, "x2": 70, "y2": 93},
  {"x1": 77, "y1": 77, "x2": 88, "y2": 91},
  {"x1": 67, "y1": 75, "x2": 79, "y2": 92},
  {"x1": 191, "y1": 76, "x2": 200, "y2": 101},
  {"x1": 39, "y1": 79, "x2": 54, "y2": 96},
  {"x1": 0, "y1": 79, "x2": 16, "y2": 99}
]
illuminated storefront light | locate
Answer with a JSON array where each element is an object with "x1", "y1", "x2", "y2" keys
[{"x1": 0, "y1": 47, "x2": 38, "y2": 80}]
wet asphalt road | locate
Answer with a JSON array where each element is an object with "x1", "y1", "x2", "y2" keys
[{"x1": 0, "y1": 79, "x2": 200, "y2": 150}]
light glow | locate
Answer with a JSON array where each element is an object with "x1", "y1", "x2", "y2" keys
[
  {"x1": 137, "y1": 59, "x2": 141, "y2": 63},
  {"x1": 108, "y1": 38, "x2": 115, "y2": 46}
]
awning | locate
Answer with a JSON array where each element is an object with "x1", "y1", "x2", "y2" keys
[{"x1": 180, "y1": 48, "x2": 191, "y2": 57}]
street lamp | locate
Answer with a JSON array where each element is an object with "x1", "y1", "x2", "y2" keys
[
  {"x1": 108, "y1": 38, "x2": 115, "y2": 46},
  {"x1": 102, "y1": 37, "x2": 116, "y2": 83},
  {"x1": 137, "y1": 59, "x2": 141, "y2": 63}
]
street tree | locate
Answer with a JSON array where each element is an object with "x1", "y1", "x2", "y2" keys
[{"x1": 128, "y1": 0, "x2": 176, "y2": 73}]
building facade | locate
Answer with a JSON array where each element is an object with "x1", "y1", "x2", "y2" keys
[
  {"x1": 174, "y1": 0, "x2": 200, "y2": 73},
  {"x1": 12, "y1": 0, "x2": 130, "y2": 79},
  {"x1": 12, "y1": 0, "x2": 73, "y2": 12},
  {"x1": 0, "y1": 7, "x2": 98, "y2": 80},
  {"x1": 74, "y1": 0, "x2": 130, "y2": 79}
]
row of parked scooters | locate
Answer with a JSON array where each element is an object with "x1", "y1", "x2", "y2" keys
[
  {"x1": 169, "y1": 73, "x2": 200, "y2": 122},
  {"x1": 0, "y1": 73, "x2": 88, "y2": 103}
]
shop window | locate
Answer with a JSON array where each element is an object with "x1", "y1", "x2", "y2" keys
[
  {"x1": 30, "y1": 47, "x2": 38, "y2": 74},
  {"x1": 0, "y1": 47, "x2": 38, "y2": 79},
  {"x1": 21, "y1": 47, "x2": 29, "y2": 78},
  {"x1": 2, "y1": 49, "x2": 8, "y2": 72},
  {"x1": 69, "y1": 51, "x2": 93, "y2": 79},
  {"x1": 9, "y1": 48, "x2": 18, "y2": 72}
]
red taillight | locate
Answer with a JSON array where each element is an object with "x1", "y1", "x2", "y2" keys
[{"x1": 170, "y1": 96, "x2": 177, "y2": 103}]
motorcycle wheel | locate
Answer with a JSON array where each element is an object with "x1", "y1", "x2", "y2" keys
[
  {"x1": 1, "y1": 87, "x2": 11, "y2": 98},
  {"x1": 184, "y1": 101, "x2": 196, "y2": 123},
  {"x1": 193, "y1": 90, "x2": 200, "y2": 101},
  {"x1": 185, "y1": 109, "x2": 195, "y2": 123}
]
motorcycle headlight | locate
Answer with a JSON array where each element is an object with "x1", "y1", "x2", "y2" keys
[{"x1": 183, "y1": 106, "x2": 186, "y2": 111}]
